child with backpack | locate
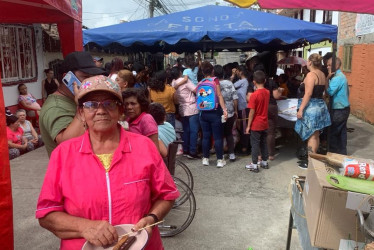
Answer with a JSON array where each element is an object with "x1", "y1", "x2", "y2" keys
[
  {"x1": 197, "y1": 61, "x2": 228, "y2": 168},
  {"x1": 245, "y1": 71, "x2": 270, "y2": 173}
]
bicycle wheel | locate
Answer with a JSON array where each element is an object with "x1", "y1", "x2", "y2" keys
[
  {"x1": 174, "y1": 159, "x2": 194, "y2": 191},
  {"x1": 159, "y1": 177, "x2": 196, "y2": 237}
]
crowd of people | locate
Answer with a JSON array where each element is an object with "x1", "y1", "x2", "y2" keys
[
  {"x1": 4, "y1": 50, "x2": 350, "y2": 249},
  {"x1": 7, "y1": 51, "x2": 350, "y2": 169}
]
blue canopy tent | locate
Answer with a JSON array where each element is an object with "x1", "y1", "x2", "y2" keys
[{"x1": 83, "y1": 5, "x2": 337, "y2": 53}]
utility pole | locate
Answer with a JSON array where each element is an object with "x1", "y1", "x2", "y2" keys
[{"x1": 149, "y1": 0, "x2": 155, "y2": 18}]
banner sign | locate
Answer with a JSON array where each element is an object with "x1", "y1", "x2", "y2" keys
[{"x1": 356, "y1": 14, "x2": 374, "y2": 36}]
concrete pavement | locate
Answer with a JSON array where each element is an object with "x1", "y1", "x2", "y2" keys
[{"x1": 10, "y1": 115, "x2": 374, "y2": 249}]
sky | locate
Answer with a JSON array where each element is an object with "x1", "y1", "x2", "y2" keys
[{"x1": 82, "y1": 0, "x2": 229, "y2": 29}]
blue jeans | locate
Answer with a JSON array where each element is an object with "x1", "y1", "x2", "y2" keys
[
  {"x1": 182, "y1": 114, "x2": 199, "y2": 155},
  {"x1": 166, "y1": 113, "x2": 175, "y2": 128},
  {"x1": 199, "y1": 109, "x2": 224, "y2": 159},
  {"x1": 329, "y1": 107, "x2": 350, "y2": 155}
]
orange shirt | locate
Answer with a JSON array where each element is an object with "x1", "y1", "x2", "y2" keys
[{"x1": 150, "y1": 85, "x2": 176, "y2": 113}]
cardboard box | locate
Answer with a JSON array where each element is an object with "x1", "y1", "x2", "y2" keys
[{"x1": 303, "y1": 158, "x2": 366, "y2": 249}]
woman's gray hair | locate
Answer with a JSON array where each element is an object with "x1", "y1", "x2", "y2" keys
[{"x1": 16, "y1": 109, "x2": 26, "y2": 115}]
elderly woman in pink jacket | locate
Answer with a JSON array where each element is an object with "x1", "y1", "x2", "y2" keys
[{"x1": 36, "y1": 75, "x2": 179, "y2": 250}]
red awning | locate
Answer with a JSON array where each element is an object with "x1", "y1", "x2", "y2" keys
[
  {"x1": 0, "y1": 0, "x2": 82, "y2": 23},
  {"x1": 0, "y1": 1, "x2": 82, "y2": 249},
  {"x1": 225, "y1": 0, "x2": 374, "y2": 15}
]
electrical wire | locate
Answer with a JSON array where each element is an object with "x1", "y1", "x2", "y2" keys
[
  {"x1": 128, "y1": 3, "x2": 143, "y2": 21},
  {"x1": 83, "y1": 11, "x2": 130, "y2": 14}
]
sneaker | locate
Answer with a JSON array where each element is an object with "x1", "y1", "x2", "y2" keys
[
  {"x1": 183, "y1": 151, "x2": 189, "y2": 157},
  {"x1": 260, "y1": 160, "x2": 269, "y2": 169},
  {"x1": 217, "y1": 159, "x2": 226, "y2": 168},
  {"x1": 298, "y1": 161, "x2": 308, "y2": 169},
  {"x1": 245, "y1": 163, "x2": 259, "y2": 173},
  {"x1": 229, "y1": 153, "x2": 236, "y2": 162},
  {"x1": 187, "y1": 153, "x2": 200, "y2": 160},
  {"x1": 202, "y1": 158, "x2": 209, "y2": 166}
]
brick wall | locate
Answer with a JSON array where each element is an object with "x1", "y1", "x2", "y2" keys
[
  {"x1": 338, "y1": 13, "x2": 374, "y2": 124},
  {"x1": 338, "y1": 44, "x2": 374, "y2": 124},
  {"x1": 338, "y1": 13, "x2": 357, "y2": 42}
]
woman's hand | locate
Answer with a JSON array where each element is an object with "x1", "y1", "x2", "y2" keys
[
  {"x1": 231, "y1": 68, "x2": 237, "y2": 79},
  {"x1": 297, "y1": 109, "x2": 303, "y2": 119},
  {"x1": 21, "y1": 143, "x2": 28, "y2": 150},
  {"x1": 223, "y1": 109, "x2": 228, "y2": 119},
  {"x1": 73, "y1": 82, "x2": 80, "y2": 104},
  {"x1": 132, "y1": 216, "x2": 155, "y2": 238},
  {"x1": 81, "y1": 220, "x2": 118, "y2": 247}
]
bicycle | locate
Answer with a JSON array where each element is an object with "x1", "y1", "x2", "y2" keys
[
  {"x1": 159, "y1": 141, "x2": 196, "y2": 237},
  {"x1": 164, "y1": 141, "x2": 194, "y2": 191},
  {"x1": 159, "y1": 176, "x2": 196, "y2": 237}
]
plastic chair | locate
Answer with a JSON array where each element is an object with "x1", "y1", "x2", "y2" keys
[
  {"x1": 164, "y1": 141, "x2": 179, "y2": 176},
  {"x1": 164, "y1": 141, "x2": 193, "y2": 190},
  {"x1": 159, "y1": 141, "x2": 196, "y2": 237}
]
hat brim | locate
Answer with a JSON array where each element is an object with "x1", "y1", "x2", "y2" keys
[
  {"x1": 80, "y1": 67, "x2": 106, "y2": 76},
  {"x1": 77, "y1": 88, "x2": 123, "y2": 103}
]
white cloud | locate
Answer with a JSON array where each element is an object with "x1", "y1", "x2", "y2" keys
[{"x1": 82, "y1": 0, "x2": 227, "y2": 29}]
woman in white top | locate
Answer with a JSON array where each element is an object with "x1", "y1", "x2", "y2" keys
[{"x1": 16, "y1": 109, "x2": 43, "y2": 149}]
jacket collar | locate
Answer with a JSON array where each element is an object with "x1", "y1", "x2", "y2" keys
[
  {"x1": 79, "y1": 125, "x2": 132, "y2": 154},
  {"x1": 128, "y1": 112, "x2": 146, "y2": 125}
]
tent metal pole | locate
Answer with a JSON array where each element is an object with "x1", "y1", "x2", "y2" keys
[
  {"x1": 0, "y1": 75, "x2": 14, "y2": 250},
  {"x1": 327, "y1": 42, "x2": 337, "y2": 152}
]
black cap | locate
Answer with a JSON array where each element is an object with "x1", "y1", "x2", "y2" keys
[{"x1": 62, "y1": 51, "x2": 105, "y2": 75}]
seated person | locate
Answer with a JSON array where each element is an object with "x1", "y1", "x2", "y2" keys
[
  {"x1": 17, "y1": 83, "x2": 41, "y2": 116},
  {"x1": 16, "y1": 109, "x2": 43, "y2": 149},
  {"x1": 6, "y1": 115, "x2": 33, "y2": 160},
  {"x1": 149, "y1": 102, "x2": 176, "y2": 157}
]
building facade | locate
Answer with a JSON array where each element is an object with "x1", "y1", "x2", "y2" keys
[
  {"x1": 277, "y1": 9, "x2": 339, "y2": 58},
  {"x1": 338, "y1": 13, "x2": 374, "y2": 124},
  {"x1": 1, "y1": 24, "x2": 63, "y2": 112}
]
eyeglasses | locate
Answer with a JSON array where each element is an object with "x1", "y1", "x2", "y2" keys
[{"x1": 82, "y1": 100, "x2": 119, "y2": 112}]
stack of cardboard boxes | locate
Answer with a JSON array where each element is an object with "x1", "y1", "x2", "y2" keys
[{"x1": 303, "y1": 158, "x2": 372, "y2": 249}]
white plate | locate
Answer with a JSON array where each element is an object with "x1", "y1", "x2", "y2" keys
[{"x1": 82, "y1": 224, "x2": 149, "y2": 250}]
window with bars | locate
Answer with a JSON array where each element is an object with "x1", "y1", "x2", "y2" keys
[
  {"x1": 310, "y1": 10, "x2": 316, "y2": 22},
  {"x1": 343, "y1": 45, "x2": 353, "y2": 72},
  {"x1": 0, "y1": 25, "x2": 37, "y2": 86},
  {"x1": 323, "y1": 10, "x2": 332, "y2": 24}
]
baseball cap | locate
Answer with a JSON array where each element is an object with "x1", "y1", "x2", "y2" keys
[
  {"x1": 77, "y1": 75, "x2": 122, "y2": 102},
  {"x1": 93, "y1": 56, "x2": 103, "y2": 62},
  {"x1": 62, "y1": 51, "x2": 105, "y2": 76}
]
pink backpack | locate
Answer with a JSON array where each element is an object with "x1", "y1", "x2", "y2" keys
[{"x1": 196, "y1": 77, "x2": 219, "y2": 111}]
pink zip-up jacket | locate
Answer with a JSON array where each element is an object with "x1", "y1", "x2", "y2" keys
[{"x1": 36, "y1": 127, "x2": 180, "y2": 250}]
